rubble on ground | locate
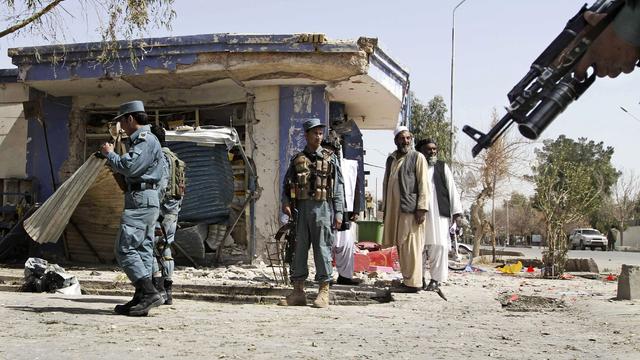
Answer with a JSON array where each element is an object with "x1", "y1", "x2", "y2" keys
[{"x1": 22, "y1": 257, "x2": 81, "y2": 295}]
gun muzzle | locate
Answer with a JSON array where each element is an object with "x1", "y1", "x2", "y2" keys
[{"x1": 518, "y1": 78, "x2": 578, "y2": 140}]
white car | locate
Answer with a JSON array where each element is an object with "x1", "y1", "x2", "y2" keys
[{"x1": 569, "y1": 228, "x2": 608, "y2": 251}]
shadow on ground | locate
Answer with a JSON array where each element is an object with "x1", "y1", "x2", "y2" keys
[
  {"x1": 52, "y1": 296, "x2": 124, "y2": 304},
  {"x1": 6, "y1": 305, "x2": 114, "y2": 316}
]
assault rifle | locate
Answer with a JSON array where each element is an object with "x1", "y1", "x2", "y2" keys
[
  {"x1": 463, "y1": 0, "x2": 631, "y2": 157},
  {"x1": 275, "y1": 208, "x2": 298, "y2": 265}
]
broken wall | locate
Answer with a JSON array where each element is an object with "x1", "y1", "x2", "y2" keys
[
  {"x1": 0, "y1": 83, "x2": 29, "y2": 178},
  {"x1": 250, "y1": 86, "x2": 280, "y2": 260}
]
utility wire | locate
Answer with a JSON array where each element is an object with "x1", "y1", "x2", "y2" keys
[
  {"x1": 364, "y1": 162, "x2": 385, "y2": 169},
  {"x1": 620, "y1": 106, "x2": 640, "y2": 124}
]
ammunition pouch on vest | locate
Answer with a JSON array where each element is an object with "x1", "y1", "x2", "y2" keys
[{"x1": 290, "y1": 150, "x2": 334, "y2": 201}]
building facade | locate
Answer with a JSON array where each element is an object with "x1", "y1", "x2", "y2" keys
[{"x1": 0, "y1": 33, "x2": 410, "y2": 263}]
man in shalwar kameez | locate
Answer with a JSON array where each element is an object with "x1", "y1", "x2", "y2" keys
[
  {"x1": 382, "y1": 127, "x2": 429, "y2": 292},
  {"x1": 322, "y1": 138, "x2": 362, "y2": 285},
  {"x1": 417, "y1": 138, "x2": 463, "y2": 294}
]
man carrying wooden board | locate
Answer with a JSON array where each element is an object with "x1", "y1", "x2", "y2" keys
[{"x1": 100, "y1": 100, "x2": 164, "y2": 317}]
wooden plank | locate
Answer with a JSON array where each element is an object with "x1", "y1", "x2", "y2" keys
[{"x1": 65, "y1": 166, "x2": 123, "y2": 263}]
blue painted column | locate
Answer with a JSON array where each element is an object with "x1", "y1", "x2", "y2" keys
[
  {"x1": 278, "y1": 85, "x2": 328, "y2": 193},
  {"x1": 341, "y1": 121, "x2": 365, "y2": 213},
  {"x1": 25, "y1": 95, "x2": 71, "y2": 202}
]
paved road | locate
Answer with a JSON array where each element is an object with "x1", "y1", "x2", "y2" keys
[{"x1": 493, "y1": 246, "x2": 640, "y2": 273}]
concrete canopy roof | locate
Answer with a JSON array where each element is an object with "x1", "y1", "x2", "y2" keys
[{"x1": 7, "y1": 33, "x2": 409, "y2": 130}]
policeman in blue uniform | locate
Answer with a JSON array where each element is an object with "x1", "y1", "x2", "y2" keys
[
  {"x1": 101, "y1": 100, "x2": 164, "y2": 316},
  {"x1": 279, "y1": 118, "x2": 345, "y2": 308}
]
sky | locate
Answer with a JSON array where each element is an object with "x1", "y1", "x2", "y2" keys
[{"x1": 2, "y1": 0, "x2": 639, "y2": 206}]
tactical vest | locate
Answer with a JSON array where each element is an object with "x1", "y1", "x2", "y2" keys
[
  {"x1": 289, "y1": 149, "x2": 334, "y2": 201},
  {"x1": 162, "y1": 147, "x2": 186, "y2": 199}
]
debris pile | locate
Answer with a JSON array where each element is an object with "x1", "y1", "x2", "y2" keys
[
  {"x1": 22, "y1": 257, "x2": 81, "y2": 295},
  {"x1": 498, "y1": 292, "x2": 567, "y2": 312}
]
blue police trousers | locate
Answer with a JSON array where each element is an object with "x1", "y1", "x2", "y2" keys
[{"x1": 115, "y1": 206, "x2": 159, "y2": 282}]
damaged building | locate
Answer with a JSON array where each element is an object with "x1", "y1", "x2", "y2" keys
[{"x1": 0, "y1": 33, "x2": 410, "y2": 265}]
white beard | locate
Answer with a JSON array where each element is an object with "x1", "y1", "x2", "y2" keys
[{"x1": 397, "y1": 144, "x2": 411, "y2": 154}]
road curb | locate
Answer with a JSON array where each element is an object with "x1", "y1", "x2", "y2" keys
[{"x1": 0, "y1": 274, "x2": 392, "y2": 305}]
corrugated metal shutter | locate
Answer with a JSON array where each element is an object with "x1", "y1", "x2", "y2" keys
[
  {"x1": 168, "y1": 142, "x2": 233, "y2": 224},
  {"x1": 24, "y1": 155, "x2": 107, "y2": 244}
]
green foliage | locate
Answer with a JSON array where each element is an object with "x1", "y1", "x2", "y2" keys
[
  {"x1": 589, "y1": 196, "x2": 617, "y2": 233},
  {"x1": 541, "y1": 136, "x2": 617, "y2": 190},
  {"x1": 532, "y1": 135, "x2": 619, "y2": 276},
  {"x1": 410, "y1": 93, "x2": 452, "y2": 163}
]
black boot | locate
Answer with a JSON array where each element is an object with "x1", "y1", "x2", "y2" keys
[
  {"x1": 114, "y1": 284, "x2": 141, "y2": 315},
  {"x1": 337, "y1": 275, "x2": 362, "y2": 286},
  {"x1": 128, "y1": 277, "x2": 163, "y2": 316},
  {"x1": 164, "y1": 279, "x2": 173, "y2": 305},
  {"x1": 153, "y1": 276, "x2": 167, "y2": 304}
]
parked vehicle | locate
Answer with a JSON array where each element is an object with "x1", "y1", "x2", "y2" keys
[{"x1": 569, "y1": 228, "x2": 608, "y2": 251}]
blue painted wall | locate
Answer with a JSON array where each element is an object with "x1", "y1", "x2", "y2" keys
[
  {"x1": 278, "y1": 85, "x2": 327, "y2": 195},
  {"x1": 10, "y1": 34, "x2": 365, "y2": 82},
  {"x1": 341, "y1": 121, "x2": 365, "y2": 213},
  {"x1": 21, "y1": 54, "x2": 198, "y2": 82},
  {"x1": 25, "y1": 95, "x2": 71, "y2": 202}
]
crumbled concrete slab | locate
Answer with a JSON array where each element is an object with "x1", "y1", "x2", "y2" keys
[{"x1": 617, "y1": 264, "x2": 640, "y2": 300}]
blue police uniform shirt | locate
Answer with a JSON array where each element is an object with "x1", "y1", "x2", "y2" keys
[{"x1": 106, "y1": 124, "x2": 163, "y2": 208}]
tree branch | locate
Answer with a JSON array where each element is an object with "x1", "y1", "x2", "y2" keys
[{"x1": 0, "y1": 0, "x2": 66, "y2": 39}]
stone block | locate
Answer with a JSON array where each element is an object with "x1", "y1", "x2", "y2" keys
[
  {"x1": 564, "y1": 258, "x2": 599, "y2": 273},
  {"x1": 617, "y1": 264, "x2": 640, "y2": 300},
  {"x1": 507, "y1": 258, "x2": 544, "y2": 268}
]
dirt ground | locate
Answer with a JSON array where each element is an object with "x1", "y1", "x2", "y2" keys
[{"x1": 1, "y1": 264, "x2": 639, "y2": 360}]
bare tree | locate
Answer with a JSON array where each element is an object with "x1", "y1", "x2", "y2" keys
[
  {"x1": 493, "y1": 193, "x2": 545, "y2": 245},
  {"x1": 461, "y1": 109, "x2": 529, "y2": 260},
  {"x1": 612, "y1": 170, "x2": 639, "y2": 247},
  {"x1": 1, "y1": 0, "x2": 175, "y2": 63}
]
